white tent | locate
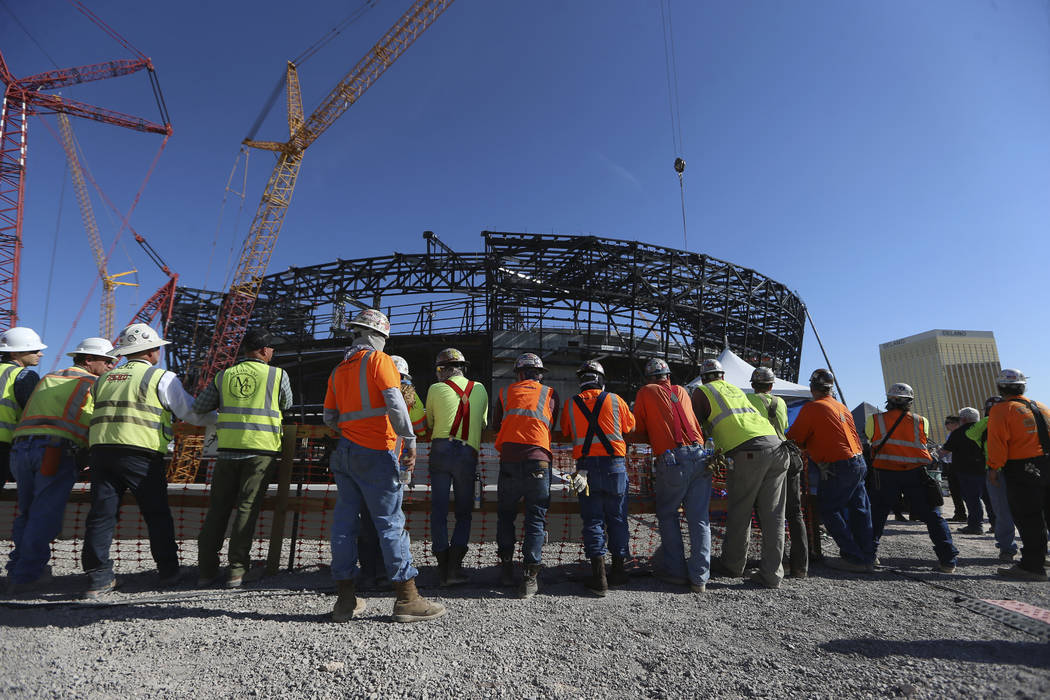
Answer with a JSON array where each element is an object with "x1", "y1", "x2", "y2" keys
[{"x1": 685, "y1": 347, "x2": 812, "y2": 399}]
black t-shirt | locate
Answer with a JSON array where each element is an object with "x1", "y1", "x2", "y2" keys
[{"x1": 943, "y1": 424, "x2": 985, "y2": 475}]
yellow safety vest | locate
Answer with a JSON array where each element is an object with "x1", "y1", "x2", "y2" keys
[
  {"x1": 698, "y1": 379, "x2": 777, "y2": 453},
  {"x1": 0, "y1": 362, "x2": 23, "y2": 443},
  {"x1": 215, "y1": 360, "x2": 284, "y2": 453},
  {"x1": 13, "y1": 366, "x2": 96, "y2": 447},
  {"x1": 89, "y1": 360, "x2": 173, "y2": 453}
]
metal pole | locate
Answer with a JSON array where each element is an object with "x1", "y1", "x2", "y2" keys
[{"x1": 803, "y1": 304, "x2": 846, "y2": 405}]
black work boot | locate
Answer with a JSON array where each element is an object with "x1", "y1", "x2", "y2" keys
[
  {"x1": 435, "y1": 550, "x2": 450, "y2": 587},
  {"x1": 608, "y1": 555, "x2": 629, "y2": 587},
  {"x1": 498, "y1": 555, "x2": 515, "y2": 587},
  {"x1": 584, "y1": 556, "x2": 608, "y2": 597},
  {"x1": 446, "y1": 546, "x2": 469, "y2": 586},
  {"x1": 519, "y1": 564, "x2": 540, "y2": 599},
  {"x1": 332, "y1": 579, "x2": 366, "y2": 622}
]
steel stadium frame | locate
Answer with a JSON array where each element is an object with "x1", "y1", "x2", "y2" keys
[{"x1": 166, "y1": 231, "x2": 806, "y2": 413}]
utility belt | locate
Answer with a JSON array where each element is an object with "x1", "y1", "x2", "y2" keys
[
  {"x1": 654, "y1": 443, "x2": 702, "y2": 467},
  {"x1": 431, "y1": 436, "x2": 478, "y2": 454}
]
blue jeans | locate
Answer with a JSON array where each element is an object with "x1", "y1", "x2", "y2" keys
[
  {"x1": 870, "y1": 467, "x2": 959, "y2": 566},
  {"x1": 329, "y1": 438, "x2": 417, "y2": 583},
  {"x1": 82, "y1": 446, "x2": 179, "y2": 589},
  {"x1": 958, "y1": 473, "x2": 987, "y2": 528},
  {"x1": 986, "y1": 471, "x2": 1017, "y2": 555},
  {"x1": 429, "y1": 438, "x2": 478, "y2": 553},
  {"x1": 653, "y1": 445, "x2": 712, "y2": 585},
  {"x1": 496, "y1": 460, "x2": 550, "y2": 565},
  {"x1": 816, "y1": 455, "x2": 875, "y2": 564},
  {"x1": 6, "y1": 437, "x2": 78, "y2": 584},
  {"x1": 576, "y1": 456, "x2": 630, "y2": 559}
]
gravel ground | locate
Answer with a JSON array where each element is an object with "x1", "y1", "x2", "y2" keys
[{"x1": 2, "y1": 515, "x2": 1050, "y2": 699}]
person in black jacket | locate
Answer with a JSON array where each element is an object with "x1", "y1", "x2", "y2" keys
[{"x1": 941, "y1": 407, "x2": 994, "y2": 534}]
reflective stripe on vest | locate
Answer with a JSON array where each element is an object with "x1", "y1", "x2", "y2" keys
[
  {"x1": 89, "y1": 363, "x2": 172, "y2": 452},
  {"x1": 215, "y1": 363, "x2": 283, "y2": 451},
  {"x1": 444, "y1": 378, "x2": 475, "y2": 442},
  {"x1": 699, "y1": 380, "x2": 775, "y2": 452},
  {"x1": 0, "y1": 363, "x2": 22, "y2": 442},
  {"x1": 569, "y1": 391, "x2": 622, "y2": 457},
  {"x1": 503, "y1": 385, "x2": 553, "y2": 429},
  {"x1": 872, "y1": 411, "x2": 929, "y2": 466},
  {"x1": 13, "y1": 366, "x2": 95, "y2": 446},
  {"x1": 334, "y1": 351, "x2": 387, "y2": 423}
]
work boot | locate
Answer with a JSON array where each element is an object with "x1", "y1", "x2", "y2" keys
[
  {"x1": 608, "y1": 555, "x2": 629, "y2": 587},
  {"x1": 498, "y1": 556, "x2": 515, "y2": 587},
  {"x1": 391, "y1": 578, "x2": 447, "y2": 623},
  {"x1": 584, "y1": 557, "x2": 608, "y2": 597},
  {"x1": 332, "y1": 579, "x2": 366, "y2": 622},
  {"x1": 446, "y1": 546, "x2": 469, "y2": 586},
  {"x1": 435, "y1": 550, "x2": 450, "y2": 587},
  {"x1": 519, "y1": 565, "x2": 540, "y2": 599}
]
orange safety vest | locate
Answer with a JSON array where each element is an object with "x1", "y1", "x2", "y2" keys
[
  {"x1": 327, "y1": 349, "x2": 396, "y2": 451},
  {"x1": 495, "y1": 380, "x2": 555, "y2": 453},
  {"x1": 871, "y1": 409, "x2": 931, "y2": 471},
  {"x1": 444, "y1": 378, "x2": 476, "y2": 443},
  {"x1": 566, "y1": 389, "x2": 629, "y2": 459}
]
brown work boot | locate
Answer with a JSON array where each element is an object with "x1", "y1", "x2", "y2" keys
[
  {"x1": 392, "y1": 578, "x2": 447, "y2": 623},
  {"x1": 519, "y1": 564, "x2": 541, "y2": 599},
  {"x1": 498, "y1": 556, "x2": 515, "y2": 587},
  {"x1": 434, "y1": 550, "x2": 450, "y2": 587},
  {"x1": 446, "y1": 546, "x2": 469, "y2": 586},
  {"x1": 584, "y1": 557, "x2": 608, "y2": 597},
  {"x1": 608, "y1": 555, "x2": 629, "y2": 587},
  {"x1": 331, "y1": 579, "x2": 366, "y2": 622}
]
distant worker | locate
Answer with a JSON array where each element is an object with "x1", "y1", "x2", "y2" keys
[
  {"x1": 323, "y1": 309, "x2": 445, "y2": 622},
  {"x1": 939, "y1": 415, "x2": 967, "y2": 523},
  {"x1": 0, "y1": 327, "x2": 46, "y2": 487},
  {"x1": 987, "y1": 369, "x2": 1050, "y2": 582},
  {"x1": 865, "y1": 383, "x2": 958, "y2": 573},
  {"x1": 941, "y1": 407, "x2": 991, "y2": 535},
  {"x1": 749, "y1": 366, "x2": 808, "y2": 579},
  {"x1": 5, "y1": 338, "x2": 113, "y2": 593},
  {"x1": 82, "y1": 324, "x2": 217, "y2": 599},
  {"x1": 560, "y1": 360, "x2": 635, "y2": 597},
  {"x1": 493, "y1": 352, "x2": 559, "y2": 599},
  {"x1": 632, "y1": 358, "x2": 709, "y2": 592},
  {"x1": 425, "y1": 348, "x2": 488, "y2": 587},
  {"x1": 194, "y1": 329, "x2": 292, "y2": 589},
  {"x1": 786, "y1": 369, "x2": 874, "y2": 573},
  {"x1": 966, "y1": 396, "x2": 1017, "y2": 563},
  {"x1": 693, "y1": 359, "x2": 788, "y2": 589}
]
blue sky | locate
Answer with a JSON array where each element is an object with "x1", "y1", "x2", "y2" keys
[{"x1": 4, "y1": 0, "x2": 1048, "y2": 408}]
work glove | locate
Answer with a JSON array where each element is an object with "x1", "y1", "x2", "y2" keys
[
  {"x1": 815, "y1": 461, "x2": 832, "y2": 481},
  {"x1": 568, "y1": 470, "x2": 589, "y2": 496},
  {"x1": 705, "y1": 450, "x2": 732, "y2": 476}
]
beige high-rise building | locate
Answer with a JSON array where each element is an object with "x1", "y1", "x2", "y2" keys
[{"x1": 878, "y1": 330, "x2": 1001, "y2": 444}]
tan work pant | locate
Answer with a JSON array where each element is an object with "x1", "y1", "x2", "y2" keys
[{"x1": 720, "y1": 444, "x2": 789, "y2": 586}]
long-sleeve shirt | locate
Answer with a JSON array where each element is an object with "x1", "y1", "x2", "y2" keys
[
  {"x1": 156, "y1": 370, "x2": 216, "y2": 427},
  {"x1": 786, "y1": 395, "x2": 862, "y2": 464},
  {"x1": 193, "y1": 358, "x2": 294, "y2": 414},
  {"x1": 322, "y1": 344, "x2": 416, "y2": 451}
]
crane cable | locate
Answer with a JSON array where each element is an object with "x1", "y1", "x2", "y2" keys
[{"x1": 659, "y1": 0, "x2": 688, "y2": 250}]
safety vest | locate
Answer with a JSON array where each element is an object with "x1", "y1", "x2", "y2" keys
[
  {"x1": 698, "y1": 379, "x2": 777, "y2": 453},
  {"x1": 567, "y1": 390, "x2": 628, "y2": 459},
  {"x1": 495, "y1": 380, "x2": 555, "y2": 453},
  {"x1": 0, "y1": 362, "x2": 22, "y2": 444},
  {"x1": 89, "y1": 360, "x2": 173, "y2": 453},
  {"x1": 13, "y1": 366, "x2": 96, "y2": 447},
  {"x1": 870, "y1": 409, "x2": 931, "y2": 471},
  {"x1": 444, "y1": 378, "x2": 476, "y2": 443},
  {"x1": 214, "y1": 360, "x2": 284, "y2": 453},
  {"x1": 409, "y1": 399, "x2": 427, "y2": 435},
  {"x1": 749, "y1": 392, "x2": 786, "y2": 440},
  {"x1": 328, "y1": 349, "x2": 396, "y2": 451}
]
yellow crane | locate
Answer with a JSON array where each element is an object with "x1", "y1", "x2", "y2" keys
[{"x1": 56, "y1": 110, "x2": 138, "y2": 339}]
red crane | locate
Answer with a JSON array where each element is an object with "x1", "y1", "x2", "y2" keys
[{"x1": 0, "y1": 2, "x2": 171, "y2": 325}]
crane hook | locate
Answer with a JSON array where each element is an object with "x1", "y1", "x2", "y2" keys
[{"x1": 673, "y1": 157, "x2": 685, "y2": 174}]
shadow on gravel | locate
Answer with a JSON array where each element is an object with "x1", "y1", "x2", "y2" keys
[{"x1": 821, "y1": 638, "x2": 1050, "y2": 669}]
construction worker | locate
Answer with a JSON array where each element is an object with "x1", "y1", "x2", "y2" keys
[
  {"x1": 692, "y1": 358, "x2": 789, "y2": 589},
  {"x1": 632, "y1": 357, "x2": 709, "y2": 592},
  {"x1": 82, "y1": 323, "x2": 217, "y2": 599},
  {"x1": 941, "y1": 406, "x2": 992, "y2": 535},
  {"x1": 940, "y1": 415, "x2": 968, "y2": 523},
  {"x1": 0, "y1": 327, "x2": 46, "y2": 486},
  {"x1": 194, "y1": 329, "x2": 292, "y2": 589},
  {"x1": 786, "y1": 369, "x2": 874, "y2": 573},
  {"x1": 987, "y1": 369, "x2": 1050, "y2": 581},
  {"x1": 5, "y1": 337, "x2": 114, "y2": 593},
  {"x1": 425, "y1": 348, "x2": 488, "y2": 587},
  {"x1": 323, "y1": 309, "x2": 445, "y2": 622},
  {"x1": 391, "y1": 355, "x2": 428, "y2": 441},
  {"x1": 560, "y1": 360, "x2": 635, "y2": 597},
  {"x1": 749, "y1": 366, "x2": 808, "y2": 578},
  {"x1": 494, "y1": 352, "x2": 559, "y2": 599},
  {"x1": 967, "y1": 396, "x2": 1017, "y2": 563},
  {"x1": 866, "y1": 383, "x2": 958, "y2": 573}
]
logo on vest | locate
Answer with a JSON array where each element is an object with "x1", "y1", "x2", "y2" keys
[{"x1": 230, "y1": 374, "x2": 258, "y2": 398}]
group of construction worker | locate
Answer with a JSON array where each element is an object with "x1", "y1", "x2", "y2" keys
[{"x1": 3, "y1": 309, "x2": 1050, "y2": 624}]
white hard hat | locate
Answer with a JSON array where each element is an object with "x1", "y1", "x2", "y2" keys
[
  {"x1": 887, "y1": 382, "x2": 914, "y2": 400},
  {"x1": 997, "y1": 368, "x2": 1027, "y2": 386},
  {"x1": 0, "y1": 327, "x2": 46, "y2": 353},
  {"x1": 348, "y1": 309, "x2": 390, "y2": 338},
  {"x1": 958, "y1": 407, "x2": 980, "y2": 423},
  {"x1": 389, "y1": 355, "x2": 410, "y2": 377},
  {"x1": 67, "y1": 337, "x2": 115, "y2": 359},
  {"x1": 700, "y1": 358, "x2": 724, "y2": 376},
  {"x1": 111, "y1": 323, "x2": 170, "y2": 356},
  {"x1": 645, "y1": 358, "x2": 671, "y2": 377}
]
